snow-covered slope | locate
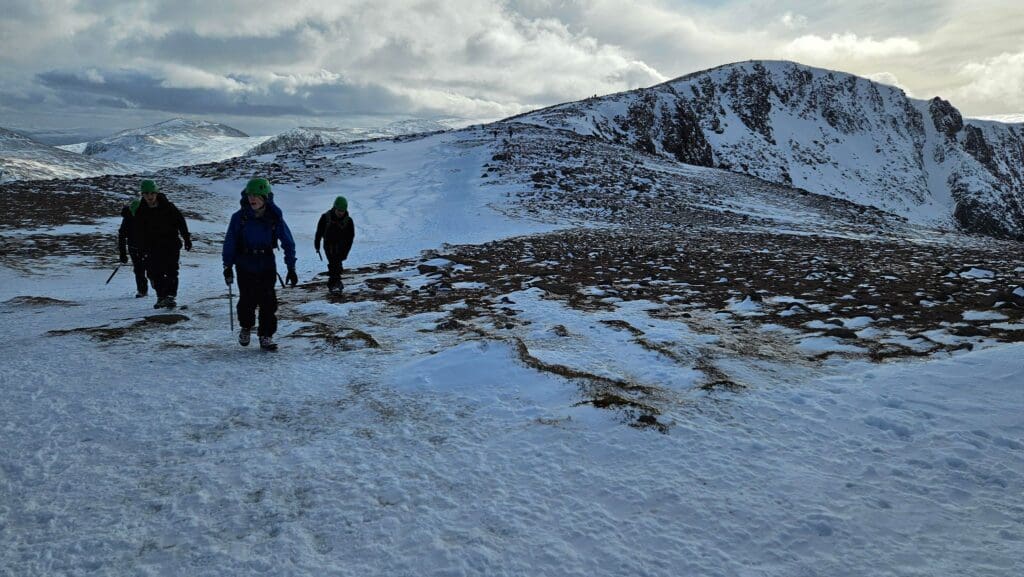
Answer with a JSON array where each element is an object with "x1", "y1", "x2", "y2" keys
[
  {"x1": 246, "y1": 119, "x2": 449, "y2": 156},
  {"x1": 0, "y1": 128, "x2": 129, "y2": 183},
  {"x1": 72, "y1": 118, "x2": 270, "y2": 172},
  {"x1": 515, "y1": 60, "x2": 1024, "y2": 238},
  {"x1": 2, "y1": 119, "x2": 1023, "y2": 576}
]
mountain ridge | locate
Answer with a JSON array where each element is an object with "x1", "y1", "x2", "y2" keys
[
  {"x1": 511, "y1": 59, "x2": 1024, "y2": 239},
  {"x1": 0, "y1": 128, "x2": 128, "y2": 183},
  {"x1": 76, "y1": 118, "x2": 265, "y2": 171},
  {"x1": 245, "y1": 119, "x2": 450, "y2": 156}
]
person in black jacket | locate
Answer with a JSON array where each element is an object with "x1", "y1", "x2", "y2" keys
[
  {"x1": 117, "y1": 198, "x2": 150, "y2": 298},
  {"x1": 314, "y1": 195, "x2": 355, "y2": 294},
  {"x1": 134, "y1": 179, "x2": 191, "y2": 309}
]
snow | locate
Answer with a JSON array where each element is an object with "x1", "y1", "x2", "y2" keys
[
  {"x1": 2, "y1": 116, "x2": 1023, "y2": 576},
  {"x1": 81, "y1": 122, "x2": 271, "y2": 172},
  {"x1": 960, "y1": 267, "x2": 995, "y2": 279},
  {"x1": 963, "y1": 310, "x2": 1009, "y2": 321},
  {"x1": 0, "y1": 127, "x2": 128, "y2": 182},
  {"x1": 797, "y1": 335, "x2": 869, "y2": 354},
  {"x1": 726, "y1": 295, "x2": 763, "y2": 314}
]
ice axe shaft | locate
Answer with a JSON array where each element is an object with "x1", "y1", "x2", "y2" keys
[
  {"x1": 228, "y1": 283, "x2": 234, "y2": 331},
  {"x1": 277, "y1": 272, "x2": 286, "y2": 288},
  {"x1": 105, "y1": 264, "x2": 121, "y2": 285}
]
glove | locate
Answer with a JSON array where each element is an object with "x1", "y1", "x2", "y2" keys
[
  {"x1": 286, "y1": 268, "x2": 298, "y2": 287},
  {"x1": 183, "y1": 235, "x2": 193, "y2": 252},
  {"x1": 119, "y1": 251, "x2": 128, "y2": 264},
  {"x1": 223, "y1": 266, "x2": 233, "y2": 286}
]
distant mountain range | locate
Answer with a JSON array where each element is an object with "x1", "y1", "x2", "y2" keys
[
  {"x1": 0, "y1": 117, "x2": 452, "y2": 183},
  {"x1": 0, "y1": 128, "x2": 127, "y2": 183},
  {"x1": 66, "y1": 118, "x2": 269, "y2": 172},
  {"x1": 514, "y1": 60, "x2": 1024, "y2": 238},
  {"x1": 245, "y1": 119, "x2": 450, "y2": 156}
]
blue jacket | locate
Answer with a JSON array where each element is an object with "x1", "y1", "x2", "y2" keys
[{"x1": 222, "y1": 192, "x2": 296, "y2": 273}]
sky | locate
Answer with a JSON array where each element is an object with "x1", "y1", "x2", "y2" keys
[{"x1": 1, "y1": 0, "x2": 1023, "y2": 139}]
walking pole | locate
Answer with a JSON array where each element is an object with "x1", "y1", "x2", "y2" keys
[
  {"x1": 277, "y1": 272, "x2": 286, "y2": 288},
  {"x1": 105, "y1": 264, "x2": 121, "y2": 285},
  {"x1": 228, "y1": 283, "x2": 234, "y2": 331}
]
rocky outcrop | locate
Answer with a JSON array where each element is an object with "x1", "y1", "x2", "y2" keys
[
  {"x1": 962, "y1": 125, "x2": 996, "y2": 169},
  {"x1": 661, "y1": 100, "x2": 713, "y2": 166},
  {"x1": 930, "y1": 98, "x2": 963, "y2": 138}
]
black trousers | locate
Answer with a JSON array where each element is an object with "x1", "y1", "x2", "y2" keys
[
  {"x1": 237, "y1": 269, "x2": 278, "y2": 337},
  {"x1": 145, "y1": 247, "x2": 180, "y2": 299},
  {"x1": 128, "y1": 248, "x2": 148, "y2": 294},
  {"x1": 127, "y1": 246, "x2": 148, "y2": 293},
  {"x1": 326, "y1": 251, "x2": 345, "y2": 289}
]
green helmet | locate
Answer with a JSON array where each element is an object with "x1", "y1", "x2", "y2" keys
[
  {"x1": 245, "y1": 177, "x2": 271, "y2": 197},
  {"x1": 140, "y1": 180, "x2": 157, "y2": 195},
  {"x1": 333, "y1": 195, "x2": 348, "y2": 211}
]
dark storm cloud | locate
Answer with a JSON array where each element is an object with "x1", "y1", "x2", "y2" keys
[
  {"x1": 37, "y1": 69, "x2": 310, "y2": 116},
  {"x1": 0, "y1": 91, "x2": 47, "y2": 107},
  {"x1": 122, "y1": 28, "x2": 316, "y2": 68},
  {"x1": 35, "y1": 68, "x2": 416, "y2": 118}
]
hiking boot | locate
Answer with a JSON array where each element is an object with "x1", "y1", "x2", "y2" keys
[
  {"x1": 259, "y1": 335, "x2": 278, "y2": 351},
  {"x1": 238, "y1": 327, "x2": 251, "y2": 347},
  {"x1": 163, "y1": 296, "x2": 176, "y2": 309},
  {"x1": 135, "y1": 290, "x2": 147, "y2": 298},
  {"x1": 153, "y1": 297, "x2": 166, "y2": 309}
]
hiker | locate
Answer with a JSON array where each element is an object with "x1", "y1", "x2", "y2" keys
[
  {"x1": 134, "y1": 179, "x2": 191, "y2": 309},
  {"x1": 117, "y1": 198, "x2": 150, "y2": 298},
  {"x1": 314, "y1": 195, "x2": 355, "y2": 294},
  {"x1": 222, "y1": 177, "x2": 297, "y2": 351}
]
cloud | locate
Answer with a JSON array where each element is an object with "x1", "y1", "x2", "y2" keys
[
  {"x1": 120, "y1": 28, "x2": 320, "y2": 70},
  {"x1": 865, "y1": 71, "x2": 912, "y2": 95},
  {"x1": 34, "y1": 67, "x2": 415, "y2": 117},
  {"x1": 780, "y1": 12, "x2": 808, "y2": 30},
  {"x1": 951, "y1": 51, "x2": 1024, "y2": 112},
  {"x1": 3, "y1": 0, "x2": 1024, "y2": 130},
  {"x1": 159, "y1": 65, "x2": 246, "y2": 92},
  {"x1": 0, "y1": 90, "x2": 47, "y2": 108},
  {"x1": 780, "y1": 33, "x2": 922, "y2": 62}
]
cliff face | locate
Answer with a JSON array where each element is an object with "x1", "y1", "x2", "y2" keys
[{"x1": 516, "y1": 60, "x2": 1024, "y2": 239}]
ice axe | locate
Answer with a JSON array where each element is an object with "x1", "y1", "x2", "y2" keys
[
  {"x1": 104, "y1": 264, "x2": 121, "y2": 285},
  {"x1": 228, "y1": 283, "x2": 235, "y2": 331},
  {"x1": 276, "y1": 272, "x2": 286, "y2": 288}
]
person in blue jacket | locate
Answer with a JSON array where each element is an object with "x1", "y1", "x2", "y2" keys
[{"x1": 222, "y1": 178, "x2": 297, "y2": 350}]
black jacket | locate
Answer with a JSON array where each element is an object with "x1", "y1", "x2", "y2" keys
[
  {"x1": 314, "y1": 210, "x2": 354, "y2": 259},
  {"x1": 117, "y1": 204, "x2": 140, "y2": 255},
  {"x1": 134, "y1": 193, "x2": 191, "y2": 252}
]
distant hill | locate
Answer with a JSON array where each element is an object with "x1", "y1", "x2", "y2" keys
[
  {"x1": 0, "y1": 128, "x2": 128, "y2": 183},
  {"x1": 246, "y1": 119, "x2": 449, "y2": 156},
  {"x1": 72, "y1": 118, "x2": 269, "y2": 171},
  {"x1": 514, "y1": 60, "x2": 1024, "y2": 238}
]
